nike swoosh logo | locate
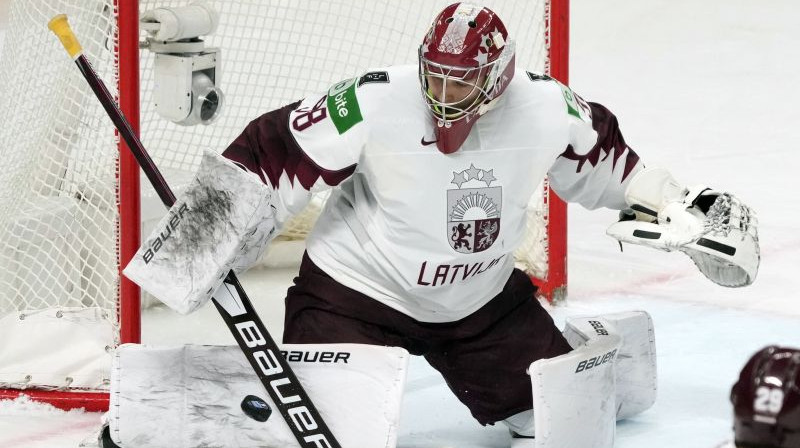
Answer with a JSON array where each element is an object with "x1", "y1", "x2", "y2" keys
[{"x1": 421, "y1": 137, "x2": 438, "y2": 146}]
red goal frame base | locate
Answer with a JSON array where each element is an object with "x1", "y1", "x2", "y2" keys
[{"x1": 0, "y1": 389, "x2": 109, "y2": 413}]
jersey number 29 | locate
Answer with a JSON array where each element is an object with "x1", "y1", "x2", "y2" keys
[{"x1": 754, "y1": 386, "x2": 785, "y2": 414}]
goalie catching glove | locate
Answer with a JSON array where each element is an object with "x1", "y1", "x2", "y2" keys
[{"x1": 606, "y1": 167, "x2": 759, "y2": 287}]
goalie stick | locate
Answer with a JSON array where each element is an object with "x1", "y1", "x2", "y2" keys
[{"x1": 48, "y1": 15, "x2": 341, "y2": 448}]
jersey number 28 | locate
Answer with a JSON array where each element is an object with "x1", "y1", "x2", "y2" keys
[{"x1": 293, "y1": 95, "x2": 327, "y2": 131}]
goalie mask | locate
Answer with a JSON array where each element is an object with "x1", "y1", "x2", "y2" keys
[
  {"x1": 419, "y1": 2, "x2": 515, "y2": 154},
  {"x1": 731, "y1": 346, "x2": 800, "y2": 448}
]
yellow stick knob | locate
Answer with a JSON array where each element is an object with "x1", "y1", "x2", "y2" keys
[{"x1": 48, "y1": 14, "x2": 83, "y2": 59}]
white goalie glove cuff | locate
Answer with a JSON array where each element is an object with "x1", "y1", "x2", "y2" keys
[
  {"x1": 123, "y1": 149, "x2": 277, "y2": 314},
  {"x1": 607, "y1": 167, "x2": 760, "y2": 287},
  {"x1": 623, "y1": 167, "x2": 685, "y2": 221}
]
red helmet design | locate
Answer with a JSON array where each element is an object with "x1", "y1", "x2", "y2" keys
[
  {"x1": 419, "y1": 2, "x2": 515, "y2": 154},
  {"x1": 731, "y1": 345, "x2": 800, "y2": 448}
]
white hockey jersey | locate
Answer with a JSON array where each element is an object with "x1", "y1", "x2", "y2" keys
[{"x1": 222, "y1": 65, "x2": 643, "y2": 322}]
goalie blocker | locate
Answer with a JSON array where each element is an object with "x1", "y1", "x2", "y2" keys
[{"x1": 124, "y1": 150, "x2": 277, "y2": 314}]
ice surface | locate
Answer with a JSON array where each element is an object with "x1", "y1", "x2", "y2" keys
[{"x1": 2, "y1": 0, "x2": 799, "y2": 447}]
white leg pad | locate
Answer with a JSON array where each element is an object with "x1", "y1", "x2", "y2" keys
[
  {"x1": 530, "y1": 317, "x2": 622, "y2": 448},
  {"x1": 600, "y1": 310, "x2": 657, "y2": 420},
  {"x1": 529, "y1": 311, "x2": 657, "y2": 448},
  {"x1": 108, "y1": 343, "x2": 409, "y2": 448},
  {"x1": 561, "y1": 311, "x2": 657, "y2": 420}
]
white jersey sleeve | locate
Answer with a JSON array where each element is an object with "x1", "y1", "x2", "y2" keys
[
  {"x1": 221, "y1": 77, "x2": 367, "y2": 229},
  {"x1": 546, "y1": 82, "x2": 643, "y2": 210}
]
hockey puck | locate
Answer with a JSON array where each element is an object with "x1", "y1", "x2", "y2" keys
[{"x1": 241, "y1": 395, "x2": 272, "y2": 422}]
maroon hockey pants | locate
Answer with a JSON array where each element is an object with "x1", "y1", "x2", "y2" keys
[{"x1": 283, "y1": 253, "x2": 572, "y2": 425}]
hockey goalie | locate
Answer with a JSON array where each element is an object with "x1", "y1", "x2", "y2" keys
[{"x1": 118, "y1": 2, "x2": 759, "y2": 447}]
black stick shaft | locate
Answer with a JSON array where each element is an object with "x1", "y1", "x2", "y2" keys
[
  {"x1": 72, "y1": 53, "x2": 340, "y2": 448},
  {"x1": 74, "y1": 56, "x2": 176, "y2": 207}
]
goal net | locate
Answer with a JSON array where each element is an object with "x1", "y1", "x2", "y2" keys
[{"x1": 0, "y1": 0, "x2": 566, "y2": 408}]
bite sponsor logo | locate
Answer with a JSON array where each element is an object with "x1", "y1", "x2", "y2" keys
[
  {"x1": 327, "y1": 78, "x2": 363, "y2": 134},
  {"x1": 557, "y1": 81, "x2": 592, "y2": 121},
  {"x1": 142, "y1": 203, "x2": 189, "y2": 264}
]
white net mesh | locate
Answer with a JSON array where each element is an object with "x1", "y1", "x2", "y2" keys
[
  {"x1": 0, "y1": 0, "x2": 556, "y2": 393},
  {"x1": 0, "y1": 0, "x2": 119, "y2": 391},
  {"x1": 138, "y1": 0, "x2": 553, "y2": 278},
  {"x1": 140, "y1": 0, "x2": 548, "y2": 172}
]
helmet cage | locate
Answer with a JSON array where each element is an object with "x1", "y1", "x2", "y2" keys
[{"x1": 419, "y1": 39, "x2": 515, "y2": 125}]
